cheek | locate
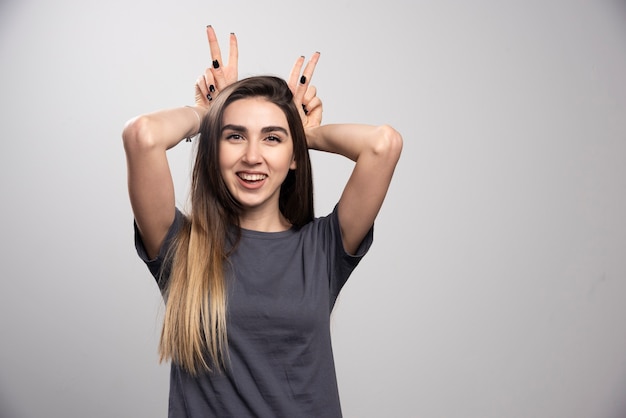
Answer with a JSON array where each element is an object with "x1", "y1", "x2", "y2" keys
[
  {"x1": 278, "y1": 149, "x2": 295, "y2": 172},
  {"x1": 218, "y1": 145, "x2": 235, "y2": 171}
]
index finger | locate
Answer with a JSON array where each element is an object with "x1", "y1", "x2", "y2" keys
[{"x1": 206, "y1": 25, "x2": 223, "y2": 65}]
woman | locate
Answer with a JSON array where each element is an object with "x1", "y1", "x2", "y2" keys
[{"x1": 123, "y1": 26, "x2": 402, "y2": 417}]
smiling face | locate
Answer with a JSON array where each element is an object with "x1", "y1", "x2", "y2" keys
[{"x1": 219, "y1": 97, "x2": 297, "y2": 220}]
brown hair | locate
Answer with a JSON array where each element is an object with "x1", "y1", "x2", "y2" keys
[{"x1": 159, "y1": 76, "x2": 314, "y2": 375}]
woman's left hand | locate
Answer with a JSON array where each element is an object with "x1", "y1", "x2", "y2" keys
[{"x1": 288, "y1": 52, "x2": 323, "y2": 129}]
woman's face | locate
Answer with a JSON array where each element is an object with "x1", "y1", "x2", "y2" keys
[{"x1": 219, "y1": 97, "x2": 296, "y2": 214}]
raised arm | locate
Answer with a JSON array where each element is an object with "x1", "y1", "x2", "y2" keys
[
  {"x1": 306, "y1": 124, "x2": 402, "y2": 254},
  {"x1": 288, "y1": 53, "x2": 403, "y2": 254},
  {"x1": 122, "y1": 26, "x2": 238, "y2": 259}
]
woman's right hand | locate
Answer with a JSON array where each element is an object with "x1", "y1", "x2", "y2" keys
[{"x1": 194, "y1": 25, "x2": 238, "y2": 110}]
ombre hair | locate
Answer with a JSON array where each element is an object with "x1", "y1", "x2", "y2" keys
[{"x1": 159, "y1": 76, "x2": 314, "y2": 375}]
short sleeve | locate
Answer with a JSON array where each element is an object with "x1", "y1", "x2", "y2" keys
[
  {"x1": 327, "y1": 205, "x2": 374, "y2": 304},
  {"x1": 134, "y1": 209, "x2": 185, "y2": 291}
]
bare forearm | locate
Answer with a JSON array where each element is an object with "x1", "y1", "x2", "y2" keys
[
  {"x1": 305, "y1": 124, "x2": 403, "y2": 163},
  {"x1": 122, "y1": 105, "x2": 205, "y2": 152}
]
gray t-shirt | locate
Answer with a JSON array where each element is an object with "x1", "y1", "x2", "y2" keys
[{"x1": 135, "y1": 206, "x2": 373, "y2": 418}]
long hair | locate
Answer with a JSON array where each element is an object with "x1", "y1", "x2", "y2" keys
[{"x1": 159, "y1": 76, "x2": 314, "y2": 375}]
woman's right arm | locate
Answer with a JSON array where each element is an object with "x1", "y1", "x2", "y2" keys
[
  {"x1": 123, "y1": 106, "x2": 204, "y2": 259},
  {"x1": 123, "y1": 26, "x2": 237, "y2": 259}
]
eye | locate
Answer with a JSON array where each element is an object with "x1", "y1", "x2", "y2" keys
[
  {"x1": 265, "y1": 135, "x2": 282, "y2": 143},
  {"x1": 225, "y1": 133, "x2": 244, "y2": 141}
]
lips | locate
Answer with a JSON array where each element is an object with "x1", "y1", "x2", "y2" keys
[
  {"x1": 235, "y1": 172, "x2": 267, "y2": 191},
  {"x1": 237, "y1": 172, "x2": 268, "y2": 182}
]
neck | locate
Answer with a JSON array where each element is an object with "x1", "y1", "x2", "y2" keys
[{"x1": 239, "y1": 208, "x2": 291, "y2": 232}]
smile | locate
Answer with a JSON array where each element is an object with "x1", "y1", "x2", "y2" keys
[{"x1": 237, "y1": 172, "x2": 267, "y2": 182}]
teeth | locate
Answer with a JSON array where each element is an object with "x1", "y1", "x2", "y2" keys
[{"x1": 238, "y1": 173, "x2": 267, "y2": 181}]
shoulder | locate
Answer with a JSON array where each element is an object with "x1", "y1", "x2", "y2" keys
[{"x1": 307, "y1": 204, "x2": 374, "y2": 258}]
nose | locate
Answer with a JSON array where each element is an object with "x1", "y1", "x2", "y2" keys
[{"x1": 242, "y1": 140, "x2": 261, "y2": 165}]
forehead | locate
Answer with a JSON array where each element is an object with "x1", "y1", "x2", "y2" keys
[{"x1": 222, "y1": 97, "x2": 288, "y2": 129}]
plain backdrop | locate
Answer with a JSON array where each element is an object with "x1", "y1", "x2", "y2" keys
[{"x1": 1, "y1": 0, "x2": 625, "y2": 417}]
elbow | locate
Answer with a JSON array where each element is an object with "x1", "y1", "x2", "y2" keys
[
  {"x1": 373, "y1": 124, "x2": 403, "y2": 163},
  {"x1": 122, "y1": 115, "x2": 158, "y2": 153}
]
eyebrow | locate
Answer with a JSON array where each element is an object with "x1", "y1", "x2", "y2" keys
[{"x1": 222, "y1": 124, "x2": 289, "y2": 135}]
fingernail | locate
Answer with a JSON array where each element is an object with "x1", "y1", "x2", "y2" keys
[
  {"x1": 302, "y1": 104, "x2": 308, "y2": 115},
  {"x1": 300, "y1": 75, "x2": 306, "y2": 84},
  {"x1": 207, "y1": 94, "x2": 213, "y2": 101},
  {"x1": 213, "y1": 60, "x2": 220, "y2": 69},
  {"x1": 209, "y1": 84, "x2": 215, "y2": 93},
  {"x1": 207, "y1": 24, "x2": 212, "y2": 28}
]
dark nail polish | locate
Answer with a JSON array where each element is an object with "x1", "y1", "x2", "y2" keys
[
  {"x1": 213, "y1": 60, "x2": 220, "y2": 69},
  {"x1": 300, "y1": 75, "x2": 306, "y2": 84},
  {"x1": 209, "y1": 84, "x2": 215, "y2": 93},
  {"x1": 207, "y1": 94, "x2": 212, "y2": 101}
]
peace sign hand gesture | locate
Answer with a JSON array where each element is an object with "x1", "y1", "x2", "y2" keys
[
  {"x1": 288, "y1": 52, "x2": 322, "y2": 130},
  {"x1": 194, "y1": 25, "x2": 239, "y2": 110}
]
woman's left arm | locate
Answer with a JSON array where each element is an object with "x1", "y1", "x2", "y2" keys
[
  {"x1": 288, "y1": 53, "x2": 403, "y2": 254},
  {"x1": 306, "y1": 124, "x2": 403, "y2": 254}
]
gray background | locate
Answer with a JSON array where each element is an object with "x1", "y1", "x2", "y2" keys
[{"x1": 1, "y1": 0, "x2": 625, "y2": 417}]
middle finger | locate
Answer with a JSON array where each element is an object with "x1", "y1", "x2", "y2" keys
[{"x1": 294, "y1": 52, "x2": 321, "y2": 103}]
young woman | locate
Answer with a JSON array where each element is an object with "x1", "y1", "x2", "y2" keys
[{"x1": 123, "y1": 26, "x2": 402, "y2": 417}]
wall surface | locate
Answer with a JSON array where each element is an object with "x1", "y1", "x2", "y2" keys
[{"x1": 1, "y1": 0, "x2": 625, "y2": 417}]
